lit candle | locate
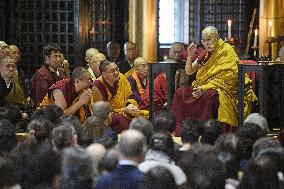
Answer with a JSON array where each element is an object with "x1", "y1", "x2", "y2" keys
[
  {"x1": 253, "y1": 29, "x2": 258, "y2": 48},
  {"x1": 268, "y1": 21, "x2": 272, "y2": 37},
  {"x1": 227, "y1": 19, "x2": 232, "y2": 39}
]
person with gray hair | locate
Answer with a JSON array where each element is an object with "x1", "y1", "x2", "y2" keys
[
  {"x1": 0, "y1": 56, "x2": 15, "y2": 106},
  {"x1": 129, "y1": 116, "x2": 154, "y2": 145},
  {"x1": 171, "y1": 26, "x2": 257, "y2": 136},
  {"x1": 127, "y1": 57, "x2": 149, "y2": 107},
  {"x1": 244, "y1": 112, "x2": 269, "y2": 134},
  {"x1": 95, "y1": 129, "x2": 146, "y2": 189}
]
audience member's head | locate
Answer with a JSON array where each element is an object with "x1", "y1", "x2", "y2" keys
[
  {"x1": 93, "y1": 135, "x2": 115, "y2": 149},
  {"x1": 56, "y1": 115, "x2": 83, "y2": 145},
  {"x1": 215, "y1": 133, "x2": 239, "y2": 155},
  {"x1": 129, "y1": 116, "x2": 154, "y2": 145},
  {"x1": 244, "y1": 113, "x2": 269, "y2": 134},
  {"x1": 0, "y1": 105, "x2": 22, "y2": 125},
  {"x1": 240, "y1": 148, "x2": 284, "y2": 189},
  {"x1": 200, "y1": 119, "x2": 221, "y2": 145},
  {"x1": 82, "y1": 116, "x2": 104, "y2": 146},
  {"x1": 252, "y1": 137, "x2": 281, "y2": 159},
  {"x1": 149, "y1": 132, "x2": 174, "y2": 158},
  {"x1": 86, "y1": 143, "x2": 106, "y2": 165},
  {"x1": 152, "y1": 111, "x2": 176, "y2": 133},
  {"x1": 140, "y1": 166, "x2": 178, "y2": 189},
  {"x1": 71, "y1": 66, "x2": 92, "y2": 93},
  {"x1": 61, "y1": 147, "x2": 95, "y2": 189},
  {"x1": 27, "y1": 118, "x2": 54, "y2": 145},
  {"x1": 180, "y1": 118, "x2": 201, "y2": 145},
  {"x1": 119, "y1": 129, "x2": 146, "y2": 163},
  {"x1": 52, "y1": 124, "x2": 77, "y2": 151},
  {"x1": 99, "y1": 61, "x2": 120, "y2": 83},
  {"x1": 237, "y1": 122, "x2": 266, "y2": 161},
  {"x1": 0, "y1": 119, "x2": 16, "y2": 156},
  {"x1": 99, "y1": 147, "x2": 119, "y2": 173},
  {"x1": 0, "y1": 56, "x2": 15, "y2": 81},
  {"x1": 169, "y1": 42, "x2": 184, "y2": 61},
  {"x1": 31, "y1": 105, "x2": 62, "y2": 124},
  {"x1": 92, "y1": 101, "x2": 113, "y2": 125}
]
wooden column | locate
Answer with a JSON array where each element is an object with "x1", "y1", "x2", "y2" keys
[{"x1": 129, "y1": 0, "x2": 157, "y2": 62}]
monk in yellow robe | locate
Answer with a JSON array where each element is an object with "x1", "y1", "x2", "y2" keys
[
  {"x1": 171, "y1": 26, "x2": 257, "y2": 136},
  {"x1": 94, "y1": 60, "x2": 148, "y2": 133}
]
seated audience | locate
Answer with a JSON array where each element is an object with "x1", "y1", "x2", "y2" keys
[
  {"x1": 199, "y1": 119, "x2": 221, "y2": 145},
  {"x1": 93, "y1": 60, "x2": 148, "y2": 133},
  {"x1": 0, "y1": 157, "x2": 20, "y2": 189},
  {"x1": 85, "y1": 48, "x2": 99, "y2": 80},
  {"x1": 95, "y1": 130, "x2": 146, "y2": 189},
  {"x1": 31, "y1": 43, "x2": 69, "y2": 106},
  {"x1": 127, "y1": 57, "x2": 149, "y2": 108},
  {"x1": 244, "y1": 112, "x2": 269, "y2": 134},
  {"x1": 251, "y1": 137, "x2": 282, "y2": 159},
  {"x1": 171, "y1": 26, "x2": 257, "y2": 136},
  {"x1": 117, "y1": 41, "x2": 138, "y2": 77},
  {"x1": 151, "y1": 111, "x2": 176, "y2": 134},
  {"x1": 138, "y1": 132, "x2": 187, "y2": 186},
  {"x1": 0, "y1": 41, "x2": 9, "y2": 58}
]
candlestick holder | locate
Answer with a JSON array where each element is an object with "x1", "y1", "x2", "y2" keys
[{"x1": 251, "y1": 46, "x2": 259, "y2": 59}]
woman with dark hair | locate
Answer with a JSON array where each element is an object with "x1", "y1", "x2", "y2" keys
[
  {"x1": 140, "y1": 166, "x2": 178, "y2": 189},
  {"x1": 61, "y1": 147, "x2": 95, "y2": 189},
  {"x1": 138, "y1": 132, "x2": 187, "y2": 186},
  {"x1": 51, "y1": 124, "x2": 77, "y2": 151}
]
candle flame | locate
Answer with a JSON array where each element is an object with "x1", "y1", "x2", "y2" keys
[
  {"x1": 254, "y1": 29, "x2": 258, "y2": 36},
  {"x1": 228, "y1": 19, "x2": 232, "y2": 27},
  {"x1": 269, "y1": 21, "x2": 272, "y2": 27}
]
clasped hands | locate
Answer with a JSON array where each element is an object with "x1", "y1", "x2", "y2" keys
[
  {"x1": 192, "y1": 86, "x2": 204, "y2": 99},
  {"x1": 123, "y1": 104, "x2": 140, "y2": 116}
]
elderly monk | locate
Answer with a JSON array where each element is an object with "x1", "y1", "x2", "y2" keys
[
  {"x1": 127, "y1": 57, "x2": 149, "y2": 108},
  {"x1": 0, "y1": 41, "x2": 9, "y2": 58},
  {"x1": 171, "y1": 26, "x2": 257, "y2": 136},
  {"x1": 5, "y1": 45, "x2": 27, "y2": 107},
  {"x1": 88, "y1": 53, "x2": 106, "y2": 81},
  {"x1": 85, "y1": 48, "x2": 100, "y2": 81},
  {"x1": 0, "y1": 56, "x2": 15, "y2": 106},
  {"x1": 31, "y1": 43, "x2": 69, "y2": 105},
  {"x1": 40, "y1": 67, "x2": 102, "y2": 122},
  {"x1": 94, "y1": 60, "x2": 148, "y2": 133},
  {"x1": 117, "y1": 42, "x2": 138, "y2": 77}
]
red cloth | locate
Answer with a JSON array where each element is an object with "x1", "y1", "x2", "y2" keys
[
  {"x1": 143, "y1": 73, "x2": 168, "y2": 112},
  {"x1": 111, "y1": 112, "x2": 131, "y2": 133},
  {"x1": 48, "y1": 78, "x2": 77, "y2": 107},
  {"x1": 171, "y1": 86, "x2": 219, "y2": 136},
  {"x1": 31, "y1": 64, "x2": 68, "y2": 105}
]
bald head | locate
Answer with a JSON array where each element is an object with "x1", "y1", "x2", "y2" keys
[
  {"x1": 86, "y1": 143, "x2": 106, "y2": 163},
  {"x1": 169, "y1": 42, "x2": 184, "y2": 61},
  {"x1": 124, "y1": 42, "x2": 138, "y2": 61},
  {"x1": 133, "y1": 57, "x2": 148, "y2": 79},
  {"x1": 119, "y1": 129, "x2": 146, "y2": 159},
  {"x1": 202, "y1": 26, "x2": 219, "y2": 37}
]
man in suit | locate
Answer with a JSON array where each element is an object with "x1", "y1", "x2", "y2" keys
[
  {"x1": 117, "y1": 42, "x2": 138, "y2": 77},
  {"x1": 95, "y1": 129, "x2": 146, "y2": 189}
]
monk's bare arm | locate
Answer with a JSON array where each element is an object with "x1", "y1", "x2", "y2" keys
[
  {"x1": 53, "y1": 89, "x2": 85, "y2": 115},
  {"x1": 185, "y1": 43, "x2": 199, "y2": 75}
]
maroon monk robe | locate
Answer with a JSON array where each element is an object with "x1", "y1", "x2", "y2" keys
[
  {"x1": 93, "y1": 79, "x2": 132, "y2": 134},
  {"x1": 143, "y1": 72, "x2": 168, "y2": 112},
  {"x1": 171, "y1": 87, "x2": 219, "y2": 136},
  {"x1": 31, "y1": 64, "x2": 69, "y2": 105}
]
